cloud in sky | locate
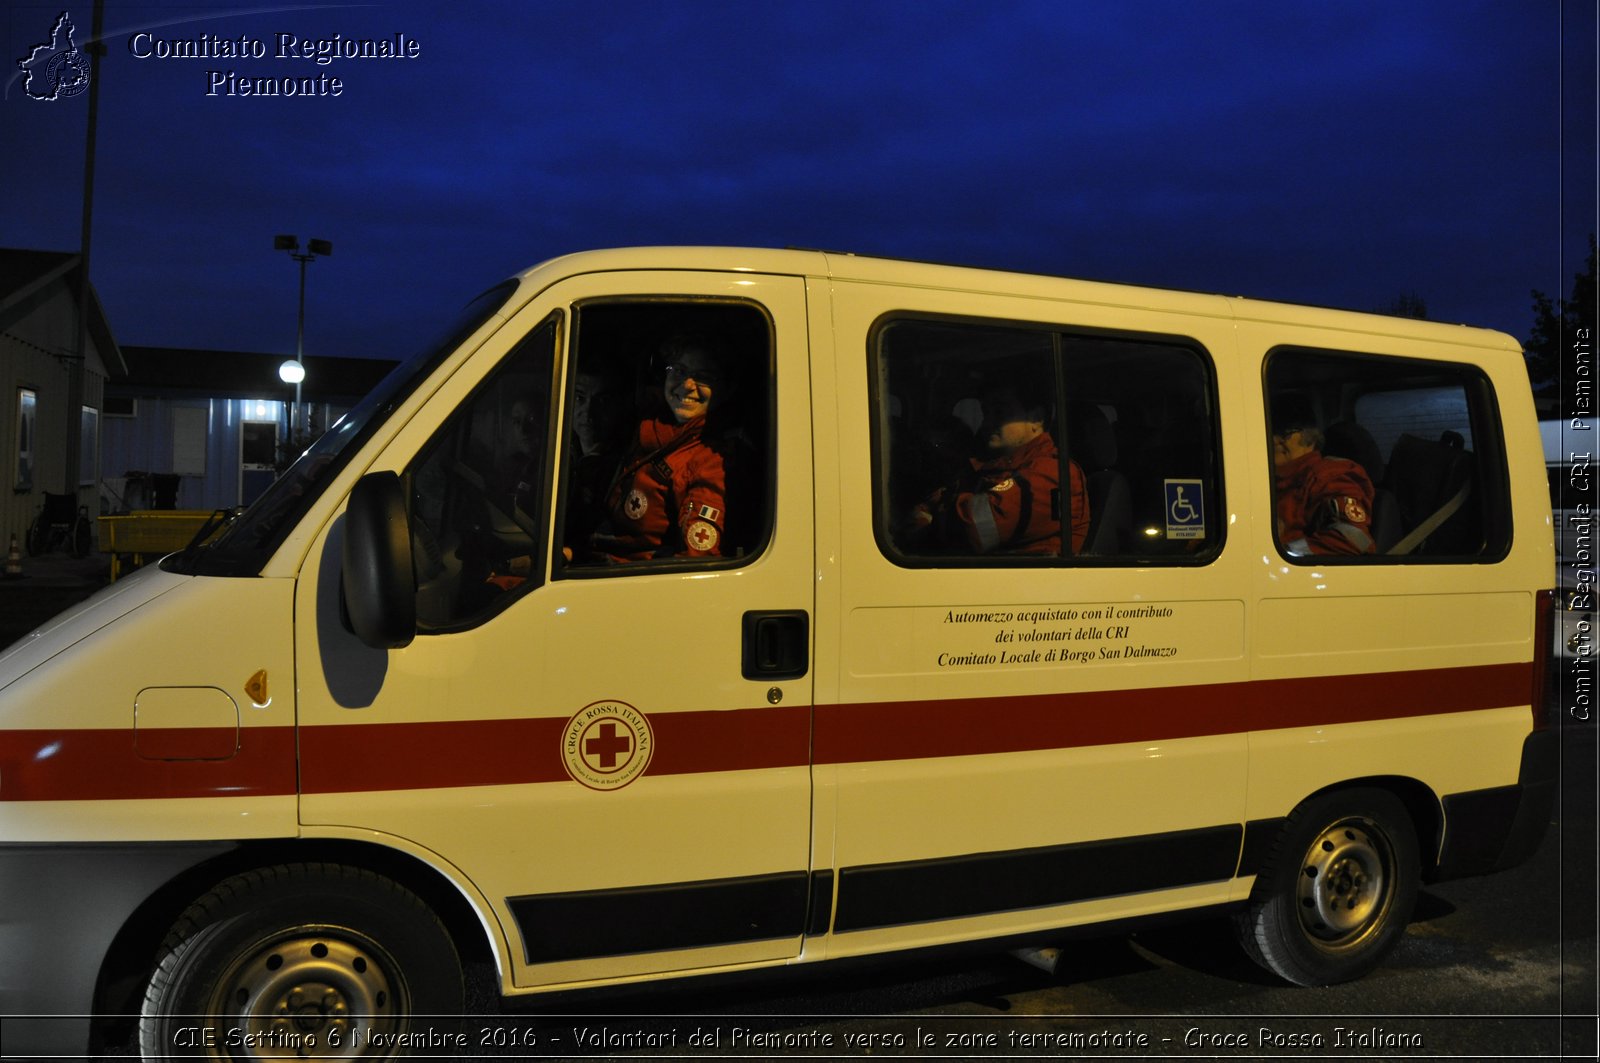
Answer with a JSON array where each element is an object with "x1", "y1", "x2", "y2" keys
[{"x1": 2, "y1": 0, "x2": 1593, "y2": 360}]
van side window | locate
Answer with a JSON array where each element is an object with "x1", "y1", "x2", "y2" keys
[
  {"x1": 407, "y1": 315, "x2": 559, "y2": 631},
  {"x1": 557, "y1": 299, "x2": 773, "y2": 573},
  {"x1": 1265, "y1": 347, "x2": 1511, "y2": 561},
  {"x1": 873, "y1": 317, "x2": 1222, "y2": 564}
]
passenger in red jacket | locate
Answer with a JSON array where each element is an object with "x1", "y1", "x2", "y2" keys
[
  {"x1": 910, "y1": 388, "x2": 1088, "y2": 556},
  {"x1": 1272, "y1": 403, "x2": 1376, "y2": 556},
  {"x1": 586, "y1": 337, "x2": 733, "y2": 562}
]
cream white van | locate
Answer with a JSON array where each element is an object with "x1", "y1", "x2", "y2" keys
[{"x1": 0, "y1": 248, "x2": 1557, "y2": 1058}]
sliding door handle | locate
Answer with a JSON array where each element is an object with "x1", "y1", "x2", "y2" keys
[{"x1": 741, "y1": 610, "x2": 809, "y2": 680}]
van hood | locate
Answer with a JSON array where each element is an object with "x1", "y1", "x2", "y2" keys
[{"x1": 0, "y1": 565, "x2": 188, "y2": 692}]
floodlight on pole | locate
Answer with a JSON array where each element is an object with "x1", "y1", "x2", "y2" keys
[{"x1": 274, "y1": 234, "x2": 332, "y2": 437}]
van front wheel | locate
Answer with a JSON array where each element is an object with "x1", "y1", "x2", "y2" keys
[
  {"x1": 1235, "y1": 788, "x2": 1419, "y2": 986},
  {"x1": 139, "y1": 863, "x2": 463, "y2": 1059}
]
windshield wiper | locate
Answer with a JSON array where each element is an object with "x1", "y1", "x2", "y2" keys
[{"x1": 176, "y1": 506, "x2": 243, "y2": 563}]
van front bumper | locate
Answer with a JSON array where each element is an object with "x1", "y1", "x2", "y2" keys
[
  {"x1": 1433, "y1": 729, "x2": 1558, "y2": 881},
  {"x1": 0, "y1": 842, "x2": 234, "y2": 1057}
]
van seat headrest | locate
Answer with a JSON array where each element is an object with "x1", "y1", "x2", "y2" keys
[{"x1": 1068, "y1": 403, "x2": 1118, "y2": 469}]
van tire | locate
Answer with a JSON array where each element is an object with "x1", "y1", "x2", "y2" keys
[
  {"x1": 1235, "y1": 788, "x2": 1419, "y2": 986},
  {"x1": 138, "y1": 862, "x2": 463, "y2": 1058}
]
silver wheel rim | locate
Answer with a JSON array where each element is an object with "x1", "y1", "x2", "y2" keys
[
  {"x1": 1296, "y1": 819, "x2": 1391, "y2": 948},
  {"x1": 205, "y1": 926, "x2": 407, "y2": 1058}
]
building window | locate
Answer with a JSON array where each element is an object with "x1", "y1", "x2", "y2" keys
[
  {"x1": 14, "y1": 388, "x2": 36, "y2": 493},
  {"x1": 172, "y1": 406, "x2": 208, "y2": 477},
  {"x1": 241, "y1": 421, "x2": 277, "y2": 468},
  {"x1": 79, "y1": 406, "x2": 98, "y2": 486}
]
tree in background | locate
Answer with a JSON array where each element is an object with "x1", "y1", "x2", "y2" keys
[
  {"x1": 1375, "y1": 292, "x2": 1429, "y2": 320},
  {"x1": 1526, "y1": 234, "x2": 1596, "y2": 419}
]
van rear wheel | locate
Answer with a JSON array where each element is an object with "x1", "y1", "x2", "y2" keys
[
  {"x1": 139, "y1": 862, "x2": 463, "y2": 1059},
  {"x1": 1235, "y1": 788, "x2": 1419, "y2": 986}
]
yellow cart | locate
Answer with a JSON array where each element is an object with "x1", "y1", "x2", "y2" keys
[{"x1": 97, "y1": 510, "x2": 228, "y2": 581}]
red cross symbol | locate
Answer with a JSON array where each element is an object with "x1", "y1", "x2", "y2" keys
[
  {"x1": 687, "y1": 520, "x2": 718, "y2": 551},
  {"x1": 583, "y1": 720, "x2": 633, "y2": 770}
]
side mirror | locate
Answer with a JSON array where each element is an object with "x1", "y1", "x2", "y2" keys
[{"x1": 341, "y1": 471, "x2": 416, "y2": 649}]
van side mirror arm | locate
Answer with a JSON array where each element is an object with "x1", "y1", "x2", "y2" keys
[{"x1": 341, "y1": 471, "x2": 416, "y2": 649}]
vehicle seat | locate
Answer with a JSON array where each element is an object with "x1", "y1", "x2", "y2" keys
[
  {"x1": 1384, "y1": 431, "x2": 1474, "y2": 555},
  {"x1": 715, "y1": 429, "x2": 763, "y2": 558},
  {"x1": 1068, "y1": 403, "x2": 1132, "y2": 555}
]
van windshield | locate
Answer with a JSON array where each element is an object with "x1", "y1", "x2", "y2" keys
[{"x1": 165, "y1": 280, "x2": 518, "y2": 577}]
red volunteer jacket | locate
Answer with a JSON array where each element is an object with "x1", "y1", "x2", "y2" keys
[
  {"x1": 1274, "y1": 450, "x2": 1376, "y2": 555},
  {"x1": 923, "y1": 432, "x2": 1089, "y2": 555},
  {"x1": 589, "y1": 417, "x2": 728, "y2": 562}
]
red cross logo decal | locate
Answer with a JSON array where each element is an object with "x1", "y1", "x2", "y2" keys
[
  {"x1": 563, "y1": 701, "x2": 653, "y2": 790},
  {"x1": 583, "y1": 720, "x2": 633, "y2": 770},
  {"x1": 686, "y1": 519, "x2": 719, "y2": 552}
]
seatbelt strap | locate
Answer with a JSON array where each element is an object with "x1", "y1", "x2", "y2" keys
[
  {"x1": 971, "y1": 494, "x2": 1001, "y2": 552},
  {"x1": 1330, "y1": 522, "x2": 1375, "y2": 553},
  {"x1": 1389, "y1": 477, "x2": 1472, "y2": 556}
]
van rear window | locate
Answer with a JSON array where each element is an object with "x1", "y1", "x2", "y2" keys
[
  {"x1": 871, "y1": 315, "x2": 1223, "y2": 566},
  {"x1": 1265, "y1": 347, "x2": 1511, "y2": 562}
]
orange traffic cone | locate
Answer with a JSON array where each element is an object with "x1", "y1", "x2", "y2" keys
[{"x1": 4, "y1": 534, "x2": 21, "y2": 579}]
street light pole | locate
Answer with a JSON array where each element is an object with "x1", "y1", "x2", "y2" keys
[{"x1": 273, "y1": 235, "x2": 332, "y2": 440}]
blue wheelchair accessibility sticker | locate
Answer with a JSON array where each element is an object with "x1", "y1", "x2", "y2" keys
[{"x1": 1164, "y1": 479, "x2": 1205, "y2": 540}]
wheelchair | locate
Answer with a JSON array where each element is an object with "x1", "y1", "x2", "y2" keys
[{"x1": 26, "y1": 492, "x2": 92, "y2": 558}]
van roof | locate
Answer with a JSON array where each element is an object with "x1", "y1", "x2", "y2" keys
[{"x1": 514, "y1": 245, "x2": 1523, "y2": 353}]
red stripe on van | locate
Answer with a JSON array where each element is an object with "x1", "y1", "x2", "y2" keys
[
  {"x1": 0, "y1": 663, "x2": 1529, "y2": 801},
  {"x1": 812, "y1": 662, "x2": 1531, "y2": 763},
  {"x1": 300, "y1": 717, "x2": 569, "y2": 794},
  {"x1": 0, "y1": 725, "x2": 296, "y2": 801},
  {"x1": 296, "y1": 703, "x2": 812, "y2": 794}
]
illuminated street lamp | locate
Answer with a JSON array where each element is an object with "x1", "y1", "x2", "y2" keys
[
  {"x1": 273, "y1": 234, "x2": 332, "y2": 436},
  {"x1": 278, "y1": 358, "x2": 305, "y2": 427}
]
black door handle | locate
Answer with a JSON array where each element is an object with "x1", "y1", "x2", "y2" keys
[{"x1": 741, "y1": 610, "x2": 809, "y2": 680}]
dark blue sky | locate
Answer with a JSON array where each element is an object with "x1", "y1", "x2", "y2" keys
[{"x1": 4, "y1": 1, "x2": 1595, "y2": 361}]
